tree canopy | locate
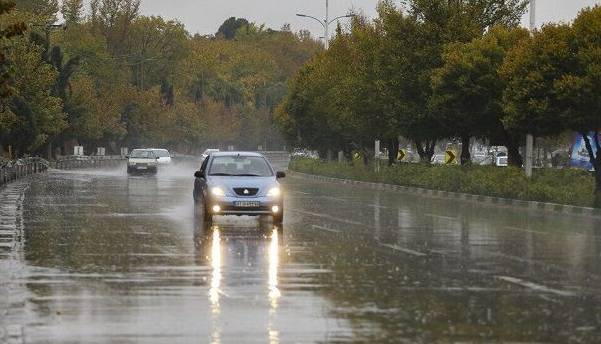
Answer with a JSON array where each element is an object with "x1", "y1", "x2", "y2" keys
[{"x1": 0, "y1": 0, "x2": 321, "y2": 157}]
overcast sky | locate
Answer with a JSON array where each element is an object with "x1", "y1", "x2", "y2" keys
[{"x1": 137, "y1": 0, "x2": 600, "y2": 37}]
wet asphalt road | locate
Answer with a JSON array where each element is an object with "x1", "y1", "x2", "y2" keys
[{"x1": 4, "y1": 161, "x2": 601, "y2": 343}]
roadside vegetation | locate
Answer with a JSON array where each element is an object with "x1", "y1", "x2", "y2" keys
[
  {"x1": 290, "y1": 158, "x2": 596, "y2": 208},
  {"x1": 0, "y1": 0, "x2": 321, "y2": 157},
  {"x1": 278, "y1": 0, "x2": 601, "y2": 207}
]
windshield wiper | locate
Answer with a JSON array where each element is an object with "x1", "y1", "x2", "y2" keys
[
  {"x1": 234, "y1": 173, "x2": 261, "y2": 177},
  {"x1": 209, "y1": 173, "x2": 233, "y2": 176}
]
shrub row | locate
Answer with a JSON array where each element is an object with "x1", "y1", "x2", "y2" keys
[{"x1": 289, "y1": 159, "x2": 595, "y2": 208}]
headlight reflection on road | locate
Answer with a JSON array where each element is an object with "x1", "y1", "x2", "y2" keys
[
  {"x1": 268, "y1": 228, "x2": 281, "y2": 308},
  {"x1": 209, "y1": 227, "x2": 222, "y2": 313}
]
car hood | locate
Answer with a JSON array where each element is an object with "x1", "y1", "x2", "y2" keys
[{"x1": 207, "y1": 176, "x2": 278, "y2": 196}]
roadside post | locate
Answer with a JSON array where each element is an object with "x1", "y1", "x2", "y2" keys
[
  {"x1": 375, "y1": 140, "x2": 381, "y2": 173},
  {"x1": 74, "y1": 146, "x2": 84, "y2": 156},
  {"x1": 338, "y1": 151, "x2": 344, "y2": 163}
]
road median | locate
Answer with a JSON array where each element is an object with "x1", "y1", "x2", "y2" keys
[{"x1": 288, "y1": 159, "x2": 601, "y2": 218}]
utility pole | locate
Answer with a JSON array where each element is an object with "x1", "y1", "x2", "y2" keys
[
  {"x1": 325, "y1": 0, "x2": 329, "y2": 50},
  {"x1": 297, "y1": 0, "x2": 355, "y2": 50},
  {"x1": 525, "y1": 0, "x2": 536, "y2": 178}
]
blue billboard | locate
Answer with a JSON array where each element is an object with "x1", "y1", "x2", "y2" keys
[{"x1": 570, "y1": 132, "x2": 598, "y2": 171}]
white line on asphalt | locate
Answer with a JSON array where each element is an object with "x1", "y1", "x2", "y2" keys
[
  {"x1": 424, "y1": 213, "x2": 458, "y2": 221},
  {"x1": 290, "y1": 209, "x2": 365, "y2": 226},
  {"x1": 311, "y1": 225, "x2": 341, "y2": 233},
  {"x1": 504, "y1": 225, "x2": 587, "y2": 238},
  {"x1": 496, "y1": 276, "x2": 576, "y2": 297},
  {"x1": 380, "y1": 243, "x2": 427, "y2": 257}
]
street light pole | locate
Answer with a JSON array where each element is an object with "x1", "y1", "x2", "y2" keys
[
  {"x1": 325, "y1": 0, "x2": 329, "y2": 50},
  {"x1": 296, "y1": 0, "x2": 355, "y2": 50},
  {"x1": 525, "y1": 0, "x2": 536, "y2": 177}
]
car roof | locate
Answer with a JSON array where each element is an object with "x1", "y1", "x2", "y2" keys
[
  {"x1": 146, "y1": 148, "x2": 169, "y2": 151},
  {"x1": 210, "y1": 151, "x2": 266, "y2": 158}
]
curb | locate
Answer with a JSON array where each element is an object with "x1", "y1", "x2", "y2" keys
[
  {"x1": 288, "y1": 171, "x2": 601, "y2": 218},
  {"x1": 0, "y1": 180, "x2": 30, "y2": 344}
]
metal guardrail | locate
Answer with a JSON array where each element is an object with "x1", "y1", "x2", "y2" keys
[
  {"x1": 0, "y1": 157, "x2": 49, "y2": 187},
  {"x1": 53, "y1": 155, "x2": 125, "y2": 170}
]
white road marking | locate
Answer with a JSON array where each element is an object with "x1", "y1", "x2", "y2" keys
[
  {"x1": 290, "y1": 209, "x2": 365, "y2": 226},
  {"x1": 424, "y1": 213, "x2": 458, "y2": 221},
  {"x1": 380, "y1": 244, "x2": 427, "y2": 257},
  {"x1": 496, "y1": 276, "x2": 575, "y2": 297},
  {"x1": 311, "y1": 225, "x2": 341, "y2": 233}
]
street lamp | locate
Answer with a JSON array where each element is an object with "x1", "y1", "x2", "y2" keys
[{"x1": 296, "y1": 0, "x2": 355, "y2": 49}]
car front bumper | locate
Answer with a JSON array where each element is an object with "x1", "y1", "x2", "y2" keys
[{"x1": 207, "y1": 195, "x2": 282, "y2": 215}]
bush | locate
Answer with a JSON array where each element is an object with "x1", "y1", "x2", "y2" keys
[{"x1": 289, "y1": 159, "x2": 595, "y2": 207}]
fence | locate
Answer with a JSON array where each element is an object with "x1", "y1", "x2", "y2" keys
[
  {"x1": 0, "y1": 157, "x2": 49, "y2": 187},
  {"x1": 53, "y1": 155, "x2": 125, "y2": 170}
]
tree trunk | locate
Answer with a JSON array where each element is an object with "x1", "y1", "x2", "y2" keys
[
  {"x1": 504, "y1": 133, "x2": 523, "y2": 167},
  {"x1": 460, "y1": 135, "x2": 471, "y2": 165},
  {"x1": 416, "y1": 140, "x2": 436, "y2": 163},
  {"x1": 582, "y1": 132, "x2": 601, "y2": 208},
  {"x1": 387, "y1": 137, "x2": 399, "y2": 166}
]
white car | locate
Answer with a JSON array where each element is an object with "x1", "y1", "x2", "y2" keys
[
  {"x1": 148, "y1": 148, "x2": 172, "y2": 164},
  {"x1": 127, "y1": 149, "x2": 159, "y2": 174}
]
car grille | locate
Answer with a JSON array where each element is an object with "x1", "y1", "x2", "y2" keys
[{"x1": 233, "y1": 188, "x2": 259, "y2": 196}]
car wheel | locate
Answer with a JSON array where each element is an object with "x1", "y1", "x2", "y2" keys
[
  {"x1": 202, "y1": 198, "x2": 212, "y2": 224},
  {"x1": 273, "y1": 208, "x2": 283, "y2": 225}
]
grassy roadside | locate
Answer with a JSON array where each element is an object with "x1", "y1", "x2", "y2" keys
[{"x1": 289, "y1": 158, "x2": 596, "y2": 208}]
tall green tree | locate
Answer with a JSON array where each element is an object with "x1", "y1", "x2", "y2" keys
[
  {"x1": 431, "y1": 26, "x2": 529, "y2": 165},
  {"x1": 216, "y1": 17, "x2": 249, "y2": 40},
  {"x1": 555, "y1": 6, "x2": 601, "y2": 207}
]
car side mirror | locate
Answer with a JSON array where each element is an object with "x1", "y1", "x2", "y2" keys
[
  {"x1": 276, "y1": 171, "x2": 286, "y2": 179},
  {"x1": 194, "y1": 170, "x2": 203, "y2": 179}
]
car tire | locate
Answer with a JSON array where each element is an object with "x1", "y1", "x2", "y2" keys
[
  {"x1": 273, "y1": 208, "x2": 283, "y2": 225},
  {"x1": 202, "y1": 197, "x2": 212, "y2": 224}
]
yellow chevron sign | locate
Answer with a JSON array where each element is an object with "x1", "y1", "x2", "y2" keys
[
  {"x1": 397, "y1": 149, "x2": 407, "y2": 162},
  {"x1": 445, "y1": 150, "x2": 458, "y2": 165}
]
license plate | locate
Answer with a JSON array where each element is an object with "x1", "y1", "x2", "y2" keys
[
  {"x1": 235, "y1": 201, "x2": 260, "y2": 208},
  {"x1": 136, "y1": 166, "x2": 148, "y2": 170}
]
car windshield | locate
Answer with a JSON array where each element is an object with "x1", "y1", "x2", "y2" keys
[
  {"x1": 130, "y1": 150, "x2": 154, "y2": 159},
  {"x1": 153, "y1": 150, "x2": 170, "y2": 157},
  {"x1": 208, "y1": 156, "x2": 272, "y2": 177}
]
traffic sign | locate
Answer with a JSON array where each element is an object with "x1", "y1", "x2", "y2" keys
[
  {"x1": 445, "y1": 150, "x2": 457, "y2": 165},
  {"x1": 397, "y1": 149, "x2": 407, "y2": 162}
]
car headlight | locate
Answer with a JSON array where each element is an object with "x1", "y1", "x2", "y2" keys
[
  {"x1": 267, "y1": 187, "x2": 281, "y2": 197},
  {"x1": 211, "y1": 187, "x2": 225, "y2": 196}
]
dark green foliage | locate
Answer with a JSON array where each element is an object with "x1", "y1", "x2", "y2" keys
[{"x1": 217, "y1": 17, "x2": 250, "y2": 40}]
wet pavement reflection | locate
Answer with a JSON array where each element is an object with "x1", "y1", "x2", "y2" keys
[{"x1": 7, "y1": 162, "x2": 601, "y2": 343}]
